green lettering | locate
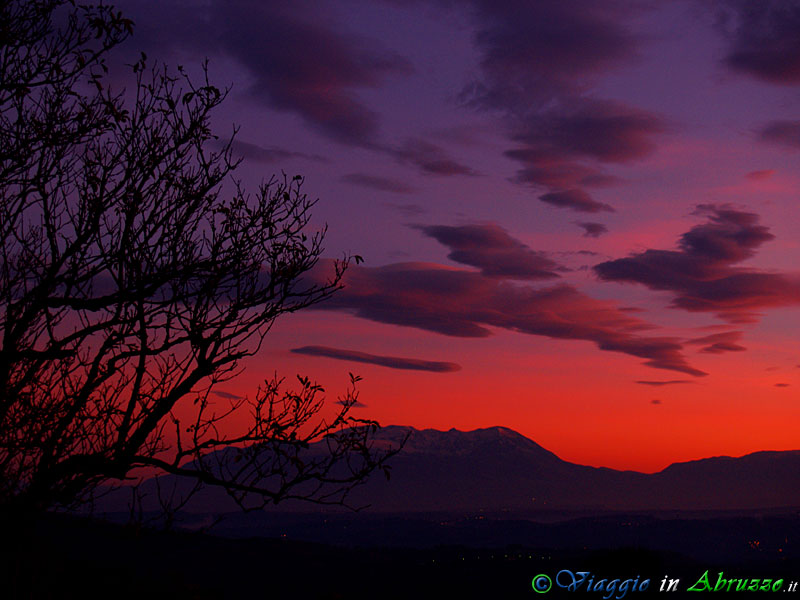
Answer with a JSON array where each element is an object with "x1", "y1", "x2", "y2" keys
[
  {"x1": 687, "y1": 571, "x2": 712, "y2": 592},
  {"x1": 714, "y1": 572, "x2": 728, "y2": 591},
  {"x1": 748, "y1": 580, "x2": 760, "y2": 592},
  {"x1": 735, "y1": 579, "x2": 748, "y2": 591},
  {"x1": 773, "y1": 580, "x2": 784, "y2": 592},
  {"x1": 760, "y1": 579, "x2": 772, "y2": 591}
]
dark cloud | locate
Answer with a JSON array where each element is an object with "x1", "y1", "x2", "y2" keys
[
  {"x1": 342, "y1": 173, "x2": 415, "y2": 193},
  {"x1": 650, "y1": 399, "x2": 662, "y2": 405},
  {"x1": 635, "y1": 380, "x2": 694, "y2": 387},
  {"x1": 212, "y1": 390, "x2": 244, "y2": 400},
  {"x1": 414, "y1": 224, "x2": 562, "y2": 280},
  {"x1": 227, "y1": 139, "x2": 327, "y2": 164},
  {"x1": 595, "y1": 205, "x2": 800, "y2": 322},
  {"x1": 308, "y1": 261, "x2": 705, "y2": 376},
  {"x1": 216, "y1": 4, "x2": 412, "y2": 146},
  {"x1": 512, "y1": 100, "x2": 666, "y2": 163},
  {"x1": 119, "y1": 0, "x2": 411, "y2": 147},
  {"x1": 120, "y1": 1, "x2": 488, "y2": 177},
  {"x1": 121, "y1": 0, "x2": 661, "y2": 186},
  {"x1": 462, "y1": 0, "x2": 639, "y2": 113},
  {"x1": 291, "y1": 346, "x2": 461, "y2": 373},
  {"x1": 681, "y1": 205, "x2": 774, "y2": 262},
  {"x1": 335, "y1": 398, "x2": 368, "y2": 408},
  {"x1": 509, "y1": 100, "x2": 665, "y2": 211},
  {"x1": 745, "y1": 169, "x2": 775, "y2": 180},
  {"x1": 714, "y1": 0, "x2": 800, "y2": 84},
  {"x1": 539, "y1": 189, "x2": 614, "y2": 213},
  {"x1": 686, "y1": 331, "x2": 746, "y2": 354},
  {"x1": 760, "y1": 120, "x2": 800, "y2": 149},
  {"x1": 389, "y1": 138, "x2": 478, "y2": 176},
  {"x1": 454, "y1": 0, "x2": 663, "y2": 209},
  {"x1": 576, "y1": 222, "x2": 609, "y2": 238},
  {"x1": 775, "y1": 383, "x2": 791, "y2": 388},
  {"x1": 698, "y1": 341, "x2": 746, "y2": 354},
  {"x1": 506, "y1": 100, "x2": 664, "y2": 212},
  {"x1": 505, "y1": 149, "x2": 622, "y2": 189}
]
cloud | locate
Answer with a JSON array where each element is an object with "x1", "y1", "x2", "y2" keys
[
  {"x1": 414, "y1": 223, "x2": 562, "y2": 280},
  {"x1": 226, "y1": 139, "x2": 327, "y2": 164},
  {"x1": 576, "y1": 222, "x2": 609, "y2": 238},
  {"x1": 714, "y1": 0, "x2": 800, "y2": 84},
  {"x1": 507, "y1": 99, "x2": 665, "y2": 212},
  {"x1": 342, "y1": 173, "x2": 415, "y2": 193},
  {"x1": 539, "y1": 189, "x2": 614, "y2": 213},
  {"x1": 335, "y1": 398, "x2": 368, "y2": 408},
  {"x1": 212, "y1": 390, "x2": 244, "y2": 400},
  {"x1": 760, "y1": 120, "x2": 800, "y2": 149},
  {"x1": 650, "y1": 399, "x2": 662, "y2": 405},
  {"x1": 512, "y1": 100, "x2": 666, "y2": 163},
  {"x1": 121, "y1": 0, "x2": 662, "y2": 186},
  {"x1": 453, "y1": 0, "x2": 664, "y2": 210},
  {"x1": 505, "y1": 149, "x2": 622, "y2": 189},
  {"x1": 308, "y1": 260, "x2": 705, "y2": 376},
  {"x1": 504, "y1": 99, "x2": 664, "y2": 213},
  {"x1": 119, "y1": 0, "x2": 411, "y2": 147},
  {"x1": 775, "y1": 383, "x2": 791, "y2": 388},
  {"x1": 291, "y1": 346, "x2": 461, "y2": 373},
  {"x1": 595, "y1": 205, "x2": 800, "y2": 322},
  {"x1": 635, "y1": 380, "x2": 694, "y2": 387},
  {"x1": 389, "y1": 138, "x2": 478, "y2": 176},
  {"x1": 686, "y1": 331, "x2": 746, "y2": 354},
  {"x1": 219, "y1": 6, "x2": 413, "y2": 146},
  {"x1": 745, "y1": 169, "x2": 775, "y2": 180},
  {"x1": 120, "y1": 1, "x2": 489, "y2": 178},
  {"x1": 461, "y1": 0, "x2": 639, "y2": 113}
]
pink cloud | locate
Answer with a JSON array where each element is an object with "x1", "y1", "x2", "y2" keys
[{"x1": 595, "y1": 205, "x2": 800, "y2": 323}]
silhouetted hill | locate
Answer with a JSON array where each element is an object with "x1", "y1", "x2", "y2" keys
[
  {"x1": 99, "y1": 425, "x2": 800, "y2": 515},
  {"x1": 339, "y1": 426, "x2": 800, "y2": 512},
  {"x1": 651, "y1": 450, "x2": 800, "y2": 510}
]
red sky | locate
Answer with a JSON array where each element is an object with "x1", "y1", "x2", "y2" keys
[{"x1": 119, "y1": 0, "x2": 800, "y2": 472}]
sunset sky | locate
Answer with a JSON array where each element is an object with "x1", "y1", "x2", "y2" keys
[{"x1": 118, "y1": 0, "x2": 800, "y2": 472}]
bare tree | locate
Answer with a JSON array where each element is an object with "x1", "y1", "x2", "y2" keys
[{"x1": 0, "y1": 0, "x2": 396, "y2": 519}]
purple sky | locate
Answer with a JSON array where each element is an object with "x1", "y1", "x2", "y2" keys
[{"x1": 116, "y1": 0, "x2": 800, "y2": 470}]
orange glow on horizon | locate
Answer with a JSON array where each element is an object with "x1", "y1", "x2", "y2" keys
[{"x1": 211, "y1": 311, "x2": 800, "y2": 474}]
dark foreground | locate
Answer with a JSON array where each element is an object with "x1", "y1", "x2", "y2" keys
[{"x1": 7, "y1": 509, "x2": 800, "y2": 599}]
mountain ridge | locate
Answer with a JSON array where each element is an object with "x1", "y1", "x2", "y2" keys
[
  {"x1": 374, "y1": 424, "x2": 800, "y2": 473},
  {"x1": 100, "y1": 424, "x2": 800, "y2": 514},
  {"x1": 337, "y1": 424, "x2": 800, "y2": 511}
]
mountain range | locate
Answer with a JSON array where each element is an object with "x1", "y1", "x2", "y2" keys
[
  {"x1": 114, "y1": 425, "x2": 800, "y2": 514},
  {"x1": 339, "y1": 425, "x2": 800, "y2": 512}
]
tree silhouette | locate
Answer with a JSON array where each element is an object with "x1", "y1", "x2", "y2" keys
[{"x1": 0, "y1": 0, "x2": 396, "y2": 518}]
